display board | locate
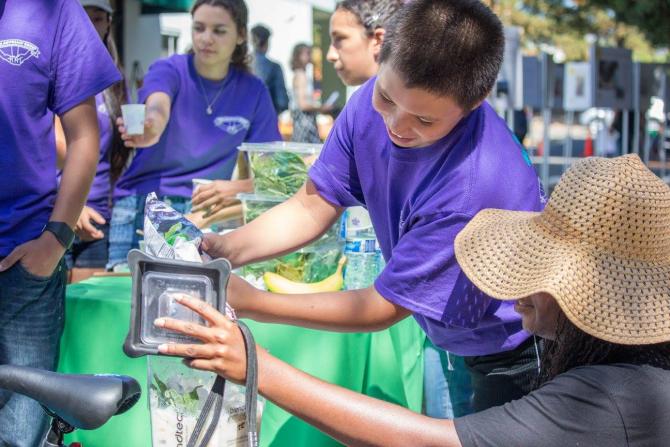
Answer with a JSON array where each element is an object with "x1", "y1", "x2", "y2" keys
[
  {"x1": 563, "y1": 62, "x2": 592, "y2": 111},
  {"x1": 590, "y1": 46, "x2": 633, "y2": 109}
]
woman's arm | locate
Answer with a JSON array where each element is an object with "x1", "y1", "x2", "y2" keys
[
  {"x1": 117, "y1": 91, "x2": 171, "y2": 148},
  {"x1": 156, "y1": 296, "x2": 462, "y2": 447}
]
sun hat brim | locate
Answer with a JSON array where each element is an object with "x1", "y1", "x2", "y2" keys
[{"x1": 455, "y1": 208, "x2": 670, "y2": 345}]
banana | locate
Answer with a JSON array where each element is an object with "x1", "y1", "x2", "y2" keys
[{"x1": 263, "y1": 256, "x2": 347, "y2": 294}]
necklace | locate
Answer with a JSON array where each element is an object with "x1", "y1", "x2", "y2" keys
[{"x1": 196, "y1": 73, "x2": 226, "y2": 115}]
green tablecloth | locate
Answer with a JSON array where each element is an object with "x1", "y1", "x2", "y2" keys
[{"x1": 58, "y1": 277, "x2": 424, "y2": 446}]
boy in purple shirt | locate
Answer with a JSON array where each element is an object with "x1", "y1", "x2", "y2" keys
[
  {"x1": 0, "y1": 0, "x2": 121, "y2": 444},
  {"x1": 202, "y1": 0, "x2": 543, "y2": 411}
]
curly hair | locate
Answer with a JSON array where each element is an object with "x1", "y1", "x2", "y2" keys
[
  {"x1": 191, "y1": 0, "x2": 250, "y2": 72},
  {"x1": 335, "y1": 0, "x2": 404, "y2": 36},
  {"x1": 536, "y1": 313, "x2": 670, "y2": 387}
]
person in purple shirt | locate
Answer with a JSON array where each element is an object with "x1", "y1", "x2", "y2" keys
[
  {"x1": 327, "y1": 0, "x2": 473, "y2": 420},
  {"x1": 0, "y1": 0, "x2": 121, "y2": 444},
  {"x1": 199, "y1": 0, "x2": 544, "y2": 413},
  {"x1": 56, "y1": 0, "x2": 130, "y2": 282},
  {"x1": 110, "y1": 0, "x2": 281, "y2": 270}
]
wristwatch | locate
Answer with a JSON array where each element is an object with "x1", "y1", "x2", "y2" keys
[{"x1": 43, "y1": 221, "x2": 75, "y2": 250}]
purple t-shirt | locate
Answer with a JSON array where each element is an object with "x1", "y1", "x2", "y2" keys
[
  {"x1": 309, "y1": 78, "x2": 545, "y2": 356},
  {"x1": 0, "y1": 0, "x2": 122, "y2": 257},
  {"x1": 114, "y1": 54, "x2": 281, "y2": 199},
  {"x1": 85, "y1": 93, "x2": 113, "y2": 220}
]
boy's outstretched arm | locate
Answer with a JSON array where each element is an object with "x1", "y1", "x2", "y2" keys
[
  {"x1": 202, "y1": 180, "x2": 343, "y2": 268},
  {"x1": 156, "y1": 296, "x2": 462, "y2": 447},
  {"x1": 227, "y1": 274, "x2": 410, "y2": 332}
]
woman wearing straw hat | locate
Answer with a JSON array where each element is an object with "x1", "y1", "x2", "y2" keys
[{"x1": 156, "y1": 154, "x2": 670, "y2": 446}]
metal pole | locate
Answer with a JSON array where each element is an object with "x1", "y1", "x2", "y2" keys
[
  {"x1": 563, "y1": 111, "x2": 574, "y2": 172},
  {"x1": 622, "y1": 110, "x2": 629, "y2": 155},
  {"x1": 543, "y1": 108, "x2": 551, "y2": 190},
  {"x1": 633, "y1": 63, "x2": 641, "y2": 156}
]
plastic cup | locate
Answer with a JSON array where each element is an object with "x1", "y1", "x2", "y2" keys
[{"x1": 121, "y1": 104, "x2": 146, "y2": 136}]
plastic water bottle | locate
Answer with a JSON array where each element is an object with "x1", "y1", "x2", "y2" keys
[{"x1": 343, "y1": 237, "x2": 382, "y2": 290}]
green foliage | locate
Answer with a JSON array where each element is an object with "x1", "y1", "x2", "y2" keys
[
  {"x1": 489, "y1": 0, "x2": 668, "y2": 62},
  {"x1": 250, "y1": 151, "x2": 310, "y2": 198}
]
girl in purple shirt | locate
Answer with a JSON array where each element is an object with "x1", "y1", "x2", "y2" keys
[{"x1": 110, "y1": 0, "x2": 281, "y2": 269}]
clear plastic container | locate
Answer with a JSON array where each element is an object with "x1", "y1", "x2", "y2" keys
[
  {"x1": 140, "y1": 271, "x2": 215, "y2": 346},
  {"x1": 239, "y1": 141, "x2": 322, "y2": 198}
]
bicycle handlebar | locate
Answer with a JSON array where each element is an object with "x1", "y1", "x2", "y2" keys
[{"x1": 0, "y1": 365, "x2": 141, "y2": 430}]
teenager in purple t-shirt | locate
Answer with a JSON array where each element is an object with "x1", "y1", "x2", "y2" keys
[
  {"x1": 109, "y1": 0, "x2": 281, "y2": 270},
  {"x1": 328, "y1": 0, "x2": 472, "y2": 419},
  {"x1": 0, "y1": 0, "x2": 121, "y2": 444},
  {"x1": 199, "y1": 0, "x2": 544, "y2": 413},
  {"x1": 55, "y1": 0, "x2": 130, "y2": 282}
]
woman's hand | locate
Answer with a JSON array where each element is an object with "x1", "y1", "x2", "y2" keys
[
  {"x1": 154, "y1": 294, "x2": 251, "y2": 384},
  {"x1": 0, "y1": 231, "x2": 65, "y2": 277},
  {"x1": 75, "y1": 206, "x2": 106, "y2": 241},
  {"x1": 191, "y1": 179, "x2": 253, "y2": 215},
  {"x1": 116, "y1": 114, "x2": 161, "y2": 148}
]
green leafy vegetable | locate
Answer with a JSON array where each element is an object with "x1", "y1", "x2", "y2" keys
[{"x1": 250, "y1": 152, "x2": 311, "y2": 198}]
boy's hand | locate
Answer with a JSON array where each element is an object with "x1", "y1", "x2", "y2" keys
[
  {"x1": 0, "y1": 232, "x2": 64, "y2": 277},
  {"x1": 200, "y1": 233, "x2": 227, "y2": 259},
  {"x1": 75, "y1": 206, "x2": 106, "y2": 241}
]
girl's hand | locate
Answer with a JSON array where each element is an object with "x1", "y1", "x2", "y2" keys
[
  {"x1": 116, "y1": 113, "x2": 161, "y2": 148},
  {"x1": 191, "y1": 179, "x2": 253, "y2": 215},
  {"x1": 155, "y1": 294, "x2": 250, "y2": 384}
]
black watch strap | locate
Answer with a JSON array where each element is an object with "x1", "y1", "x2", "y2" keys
[{"x1": 43, "y1": 221, "x2": 75, "y2": 250}]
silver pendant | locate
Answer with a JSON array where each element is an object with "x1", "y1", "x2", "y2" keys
[{"x1": 206, "y1": 106, "x2": 213, "y2": 115}]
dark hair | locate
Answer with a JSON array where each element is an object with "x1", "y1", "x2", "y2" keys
[
  {"x1": 251, "y1": 24, "x2": 271, "y2": 49},
  {"x1": 536, "y1": 313, "x2": 670, "y2": 387},
  {"x1": 335, "y1": 0, "x2": 404, "y2": 37},
  {"x1": 191, "y1": 0, "x2": 250, "y2": 72},
  {"x1": 94, "y1": 13, "x2": 130, "y2": 184},
  {"x1": 379, "y1": 0, "x2": 504, "y2": 111},
  {"x1": 290, "y1": 43, "x2": 310, "y2": 71}
]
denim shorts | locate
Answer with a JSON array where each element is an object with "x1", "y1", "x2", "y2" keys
[
  {"x1": 107, "y1": 194, "x2": 191, "y2": 270},
  {"x1": 64, "y1": 223, "x2": 109, "y2": 269}
]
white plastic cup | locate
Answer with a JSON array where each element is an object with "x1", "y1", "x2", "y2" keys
[{"x1": 121, "y1": 104, "x2": 146, "y2": 136}]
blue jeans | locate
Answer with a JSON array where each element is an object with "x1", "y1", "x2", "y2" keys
[
  {"x1": 0, "y1": 258, "x2": 66, "y2": 447},
  {"x1": 423, "y1": 338, "x2": 473, "y2": 418},
  {"x1": 107, "y1": 195, "x2": 191, "y2": 270},
  {"x1": 64, "y1": 223, "x2": 109, "y2": 269}
]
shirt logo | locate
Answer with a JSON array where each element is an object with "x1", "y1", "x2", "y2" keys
[
  {"x1": 0, "y1": 39, "x2": 40, "y2": 66},
  {"x1": 213, "y1": 116, "x2": 250, "y2": 135}
]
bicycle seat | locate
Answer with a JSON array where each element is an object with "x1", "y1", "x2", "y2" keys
[{"x1": 0, "y1": 365, "x2": 141, "y2": 430}]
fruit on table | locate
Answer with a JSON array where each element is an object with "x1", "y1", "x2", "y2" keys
[{"x1": 263, "y1": 256, "x2": 347, "y2": 294}]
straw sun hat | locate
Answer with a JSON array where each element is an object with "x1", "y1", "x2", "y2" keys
[{"x1": 455, "y1": 154, "x2": 670, "y2": 345}]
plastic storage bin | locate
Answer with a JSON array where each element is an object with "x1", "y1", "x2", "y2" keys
[{"x1": 239, "y1": 141, "x2": 322, "y2": 198}]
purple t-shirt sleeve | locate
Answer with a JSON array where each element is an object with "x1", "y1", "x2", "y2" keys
[
  {"x1": 138, "y1": 58, "x2": 181, "y2": 103},
  {"x1": 244, "y1": 85, "x2": 282, "y2": 142},
  {"x1": 50, "y1": 0, "x2": 121, "y2": 114},
  {"x1": 375, "y1": 211, "x2": 492, "y2": 325},
  {"x1": 308, "y1": 93, "x2": 364, "y2": 207}
]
